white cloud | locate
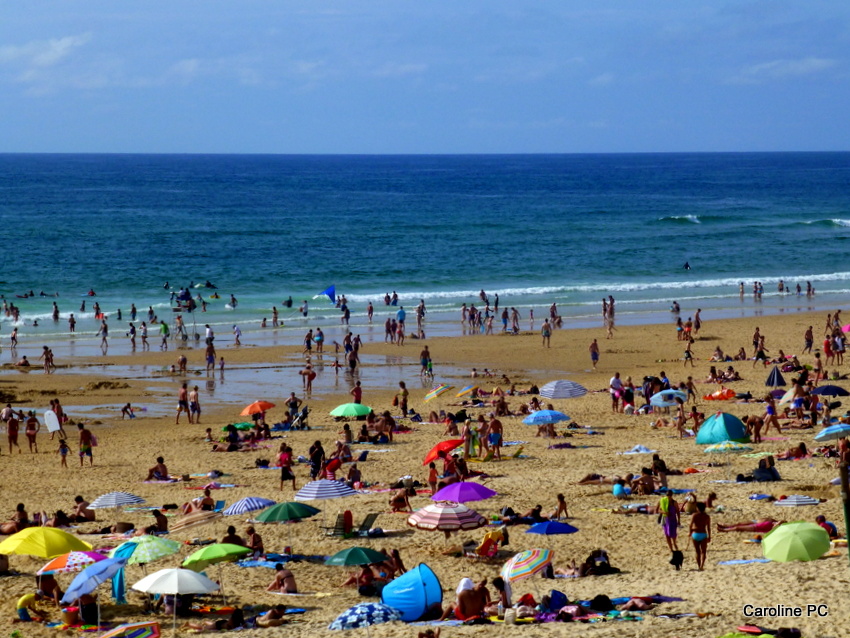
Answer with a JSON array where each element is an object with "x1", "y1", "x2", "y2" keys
[
  {"x1": 0, "y1": 34, "x2": 91, "y2": 67},
  {"x1": 731, "y1": 57, "x2": 836, "y2": 84},
  {"x1": 589, "y1": 72, "x2": 615, "y2": 86}
]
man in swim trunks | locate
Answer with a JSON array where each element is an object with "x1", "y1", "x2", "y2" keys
[
  {"x1": 488, "y1": 414, "x2": 503, "y2": 460},
  {"x1": 78, "y1": 423, "x2": 94, "y2": 467},
  {"x1": 189, "y1": 386, "x2": 201, "y2": 423},
  {"x1": 176, "y1": 382, "x2": 192, "y2": 424},
  {"x1": 590, "y1": 339, "x2": 600, "y2": 371},
  {"x1": 146, "y1": 457, "x2": 169, "y2": 481}
]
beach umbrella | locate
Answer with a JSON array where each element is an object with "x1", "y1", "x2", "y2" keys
[
  {"x1": 769, "y1": 389, "x2": 786, "y2": 399},
  {"x1": 521, "y1": 410, "x2": 570, "y2": 426},
  {"x1": 0, "y1": 527, "x2": 92, "y2": 559},
  {"x1": 407, "y1": 502, "x2": 487, "y2": 533},
  {"x1": 815, "y1": 423, "x2": 850, "y2": 442},
  {"x1": 539, "y1": 380, "x2": 587, "y2": 400},
  {"x1": 765, "y1": 366, "x2": 786, "y2": 387},
  {"x1": 431, "y1": 482, "x2": 497, "y2": 503},
  {"x1": 774, "y1": 495, "x2": 821, "y2": 507},
  {"x1": 650, "y1": 389, "x2": 687, "y2": 407},
  {"x1": 762, "y1": 521, "x2": 830, "y2": 562},
  {"x1": 501, "y1": 549, "x2": 553, "y2": 583},
  {"x1": 703, "y1": 440, "x2": 753, "y2": 453},
  {"x1": 422, "y1": 439, "x2": 464, "y2": 465},
  {"x1": 294, "y1": 479, "x2": 357, "y2": 502},
  {"x1": 455, "y1": 385, "x2": 478, "y2": 398},
  {"x1": 170, "y1": 510, "x2": 223, "y2": 533},
  {"x1": 182, "y1": 543, "x2": 251, "y2": 605},
  {"x1": 222, "y1": 497, "x2": 276, "y2": 516},
  {"x1": 110, "y1": 536, "x2": 181, "y2": 566},
  {"x1": 778, "y1": 387, "x2": 796, "y2": 405},
  {"x1": 424, "y1": 384, "x2": 453, "y2": 402},
  {"x1": 38, "y1": 551, "x2": 108, "y2": 576},
  {"x1": 222, "y1": 422, "x2": 253, "y2": 431},
  {"x1": 330, "y1": 403, "x2": 373, "y2": 418},
  {"x1": 525, "y1": 521, "x2": 578, "y2": 535},
  {"x1": 328, "y1": 602, "x2": 402, "y2": 633},
  {"x1": 811, "y1": 385, "x2": 850, "y2": 397},
  {"x1": 325, "y1": 547, "x2": 389, "y2": 567},
  {"x1": 132, "y1": 568, "x2": 220, "y2": 631},
  {"x1": 255, "y1": 501, "x2": 321, "y2": 523},
  {"x1": 89, "y1": 492, "x2": 146, "y2": 509},
  {"x1": 240, "y1": 400, "x2": 275, "y2": 416},
  {"x1": 695, "y1": 412, "x2": 749, "y2": 444},
  {"x1": 62, "y1": 556, "x2": 129, "y2": 628}
]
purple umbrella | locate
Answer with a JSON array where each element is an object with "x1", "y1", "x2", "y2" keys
[{"x1": 431, "y1": 481, "x2": 497, "y2": 503}]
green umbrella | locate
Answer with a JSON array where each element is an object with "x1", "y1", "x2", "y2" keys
[
  {"x1": 182, "y1": 543, "x2": 251, "y2": 572},
  {"x1": 325, "y1": 547, "x2": 388, "y2": 567},
  {"x1": 222, "y1": 422, "x2": 254, "y2": 431},
  {"x1": 256, "y1": 502, "x2": 322, "y2": 549},
  {"x1": 762, "y1": 521, "x2": 831, "y2": 562},
  {"x1": 330, "y1": 403, "x2": 373, "y2": 418},
  {"x1": 111, "y1": 535, "x2": 181, "y2": 566},
  {"x1": 256, "y1": 502, "x2": 321, "y2": 523}
]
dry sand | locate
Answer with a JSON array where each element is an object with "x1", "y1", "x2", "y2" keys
[{"x1": 1, "y1": 310, "x2": 847, "y2": 638}]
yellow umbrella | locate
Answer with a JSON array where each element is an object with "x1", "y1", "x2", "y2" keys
[
  {"x1": 0, "y1": 527, "x2": 92, "y2": 559},
  {"x1": 455, "y1": 385, "x2": 478, "y2": 398}
]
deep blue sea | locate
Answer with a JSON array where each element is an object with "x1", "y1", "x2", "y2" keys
[{"x1": 2, "y1": 152, "x2": 850, "y2": 353}]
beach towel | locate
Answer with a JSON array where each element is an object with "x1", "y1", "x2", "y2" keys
[
  {"x1": 749, "y1": 494, "x2": 772, "y2": 500},
  {"x1": 618, "y1": 445, "x2": 657, "y2": 455},
  {"x1": 718, "y1": 558, "x2": 771, "y2": 565}
]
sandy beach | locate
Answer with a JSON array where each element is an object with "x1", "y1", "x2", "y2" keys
[{"x1": 1, "y1": 308, "x2": 847, "y2": 638}]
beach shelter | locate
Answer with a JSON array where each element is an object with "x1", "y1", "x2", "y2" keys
[
  {"x1": 0, "y1": 527, "x2": 92, "y2": 559},
  {"x1": 330, "y1": 403, "x2": 373, "y2": 418},
  {"x1": 431, "y1": 482, "x2": 497, "y2": 503},
  {"x1": 132, "y1": 568, "x2": 220, "y2": 630},
  {"x1": 329, "y1": 602, "x2": 402, "y2": 633},
  {"x1": 695, "y1": 412, "x2": 749, "y2": 444},
  {"x1": 325, "y1": 547, "x2": 388, "y2": 567},
  {"x1": 381, "y1": 563, "x2": 442, "y2": 622},
  {"x1": 539, "y1": 380, "x2": 587, "y2": 399},
  {"x1": 222, "y1": 497, "x2": 276, "y2": 516},
  {"x1": 522, "y1": 410, "x2": 569, "y2": 426},
  {"x1": 422, "y1": 439, "x2": 464, "y2": 465},
  {"x1": 762, "y1": 521, "x2": 830, "y2": 562},
  {"x1": 765, "y1": 366, "x2": 786, "y2": 387}
]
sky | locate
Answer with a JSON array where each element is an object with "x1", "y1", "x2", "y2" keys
[{"x1": 0, "y1": 1, "x2": 848, "y2": 153}]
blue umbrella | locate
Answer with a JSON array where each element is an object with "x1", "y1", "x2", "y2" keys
[
  {"x1": 222, "y1": 497, "x2": 276, "y2": 516},
  {"x1": 650, "y1": 389, "x2": 687, "y2": 407},
  {"x1": 811, "y1": 385, "x2": 850, "y2": 397},
  {"x1": 522, "y1": 410, "x2": 569, "y2": 426},
  {"x1": 329, "y1": 602, "x2": 402, "y2": 631},
  {"x1": 525, "y1": 521, "x2": 579, "y2": 535},
  {"x1": 814, "y1": 423, "x2": 850, "y2": 442},
  {"x1": 765, "y1": 366, "x2": 786, "y2": 387},
  {"x1": 62, "y1": 556, "x2": 129, "y2": 628}
]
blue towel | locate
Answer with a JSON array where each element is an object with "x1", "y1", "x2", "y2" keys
[{"x1": 718, "y1": 558, "x2": 771, "y2": 565}]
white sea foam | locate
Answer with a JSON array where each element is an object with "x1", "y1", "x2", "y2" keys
[{"x1": 658, "y1": 215, "x2": 701, "y2": 223}]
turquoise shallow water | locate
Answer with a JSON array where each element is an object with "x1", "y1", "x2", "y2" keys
[{"x1": 2, "y1": 152, "x2": 850, "y2": 356}]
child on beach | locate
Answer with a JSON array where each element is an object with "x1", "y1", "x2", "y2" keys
[
  {"x1": 58, "y1": 439, "x2": 69, "y2": 468},
  {"x1": 428, "y1": 462, "x2": 438, "y2": 495}
]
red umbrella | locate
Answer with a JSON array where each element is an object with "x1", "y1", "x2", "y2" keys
[
  {"x1": 240, "y1": 400, "x2": 275, "y2": 416},
  {"x1": 422, "y1": 439, "x2": 464, "y2": 466}
]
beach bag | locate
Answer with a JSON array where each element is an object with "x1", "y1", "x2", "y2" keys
[
  {"x1": 392, "y1": 396, "x2": 399, "y2": 407},
  {"x1": 90, "y1": 435, "x2": 98, "y2": 447},
  {"x1": 549, "y1": 590, "x2": 568, "y2": 610}
]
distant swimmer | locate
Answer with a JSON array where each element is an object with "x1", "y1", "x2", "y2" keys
[
  {"x1": 230, "y1": 294, "x2": 238, "y2": 307},
  {"x1": 683, "y1": 262, "x2": 690, "y2": 270},
  {"x1": 87, "y1": 289, "x2": 97, "y2": 296},
  {"x1": 671, "y1": 301, "x2": 680, "y2": 313},
  {"x1": 283, "y1": 296, "x2": 293, "y2": 308},
  {"x1": 205, "y1": 280, "x2": 217, "y2": 289},
  {"x1": 164, "y1": 282, "x2": 170, "y2": 289}
]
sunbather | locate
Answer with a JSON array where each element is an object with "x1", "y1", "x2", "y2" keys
[{"x1": 717, "y1": 518, "x2": 780, "y2": 533}]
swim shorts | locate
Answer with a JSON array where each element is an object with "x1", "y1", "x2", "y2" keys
[{"x1": 79, "y1": 444, "x2": 92, "y2": 457}]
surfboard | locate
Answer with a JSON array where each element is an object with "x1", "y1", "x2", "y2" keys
[
  {"x1": 224, "y1": 304, "x2": 234, "y2": 310},
  {"x1": 44, "y1": 410, "x2": 61, "y2": 433}
]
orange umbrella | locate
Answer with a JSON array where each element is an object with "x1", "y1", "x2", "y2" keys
[
  {"x1": 240, "y1": 400, "x2": 275, "y2": 416},
  {"x1": 422, "y1": 439, "x2": 464, "y2": 466}
]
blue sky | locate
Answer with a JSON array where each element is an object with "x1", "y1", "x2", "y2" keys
[{"x1": 1, "y1": 1, "x2": 848, "y2": 153}]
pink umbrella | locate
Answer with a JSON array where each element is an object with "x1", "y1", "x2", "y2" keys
[
  {"x1": 408, "y1": 502, "x2": 487, "y2": 538},
  {"x1": 431, "y1": 482, "x2": 497, "y2": 503},
  {"x1": 843, "y1": 324, "x2": 850, "y2": 333}
]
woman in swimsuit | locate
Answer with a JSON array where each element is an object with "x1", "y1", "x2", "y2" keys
[
  {"x1": 689, "y1": 502, "x2": 711, "y2": 571},
  {"x1": 717, "y1": 518, "x2": 779, "y2": 533},
  {"x1": 761, "y1": 395, "x2": 782, "y2": 437}
]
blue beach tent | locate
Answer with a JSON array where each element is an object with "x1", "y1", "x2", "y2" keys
[
  {"x1": 695, "y1": 412, "x2": 749, "y2": 444},
  {"x1": 381, "y1": 563, "x2": 442, "y2": 622}
]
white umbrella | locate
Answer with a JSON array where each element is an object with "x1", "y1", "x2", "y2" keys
[
  {"x1": 539, "y1": 380, "x2": 587, "y2": 399},
  {"x1": 774, "y1": 495, "x2": 821, "y2": 507},
  {"x1": 294, "y1": 479, "x2": 357, "y2": 502},
  {"x1": 132, "y1": 568, "x2": 220, "y2": 630},
  {"x1": 89, "y1": 492, "x2": 145, "y2": 509}
]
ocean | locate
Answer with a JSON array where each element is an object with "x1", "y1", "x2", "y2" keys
[{"x1": 2, "y1": 152, "x2": 850, "y2": 357}]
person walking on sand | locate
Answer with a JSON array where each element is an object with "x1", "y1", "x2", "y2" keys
[
  {"x1": 96, "y1": 320, "x2": 108, "y2": 349},
  {"x1": 658, "y1": 492, "x2": 679, "y2": 552},
  {"x1": 609, "y1": 372, "x2": 623, "y2": 413},
  {"x1": 683, "y1": 338, "x2": 695, "y2": 367},
  {"x1": 189, "y1": 385, "x2": 201, "y2": 424},
  {"x1": 176, "y1": 382, "x2": 192, "y2": 424},
  {"x1": 689, "y1": 502, "x2": 711, "y2": 571},
  {"x1": 78, "y1": 423, "x2": 94, "y2": 467},
  {"x1": 541, "y1": 319, "x2": 552, "y2": 348},
  {"x1": 589, "y1": 339, "x2": 600, "y2": 370}
]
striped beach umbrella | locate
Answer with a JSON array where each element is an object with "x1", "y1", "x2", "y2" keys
[
  {"x1": 170, "y1": 510, "x2": 223, "y2": 533},
  {"x1": 455, "y1": 385, "x2": 478, "y2": 398},
  {"x1": 501, "y1": 549, "x2": 553, "y2": 583},
  {"x1": 703, "y1": 440, "x2": 753, "y2": 453},
  {"x1": 294, "y1": 479, "x2": 357, "y2": 502},
  {"x1": 89, "y1": 492, "x2": 146, "y2": 509},
  {"x1": 37, "y1": 551, "x2": 108, "y2": 575},
  {"x1": 111, "y1": 536, "x2": 181, "y2": 565},
  {"x1": 539, "y1": 380, "x2": 587, "y2": 399},
  {"x1": 222, "y1": 497, "x2": 276, "y2": 516},
  {"x1": 522, "y1": 410, "x2": 569, "y2": 426},
  {"x1": 774, "y1": 495, "x2": 821, "y2": 507},
  {"x1": 424, "y1": 384, "x2": 454, "y2": 402},
  {"x1": 407, "y1": 502, "x2": 487, "y2": 533},
  {"x1": 815, "y1": 423, "x2": 850, "y2": 442}
]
